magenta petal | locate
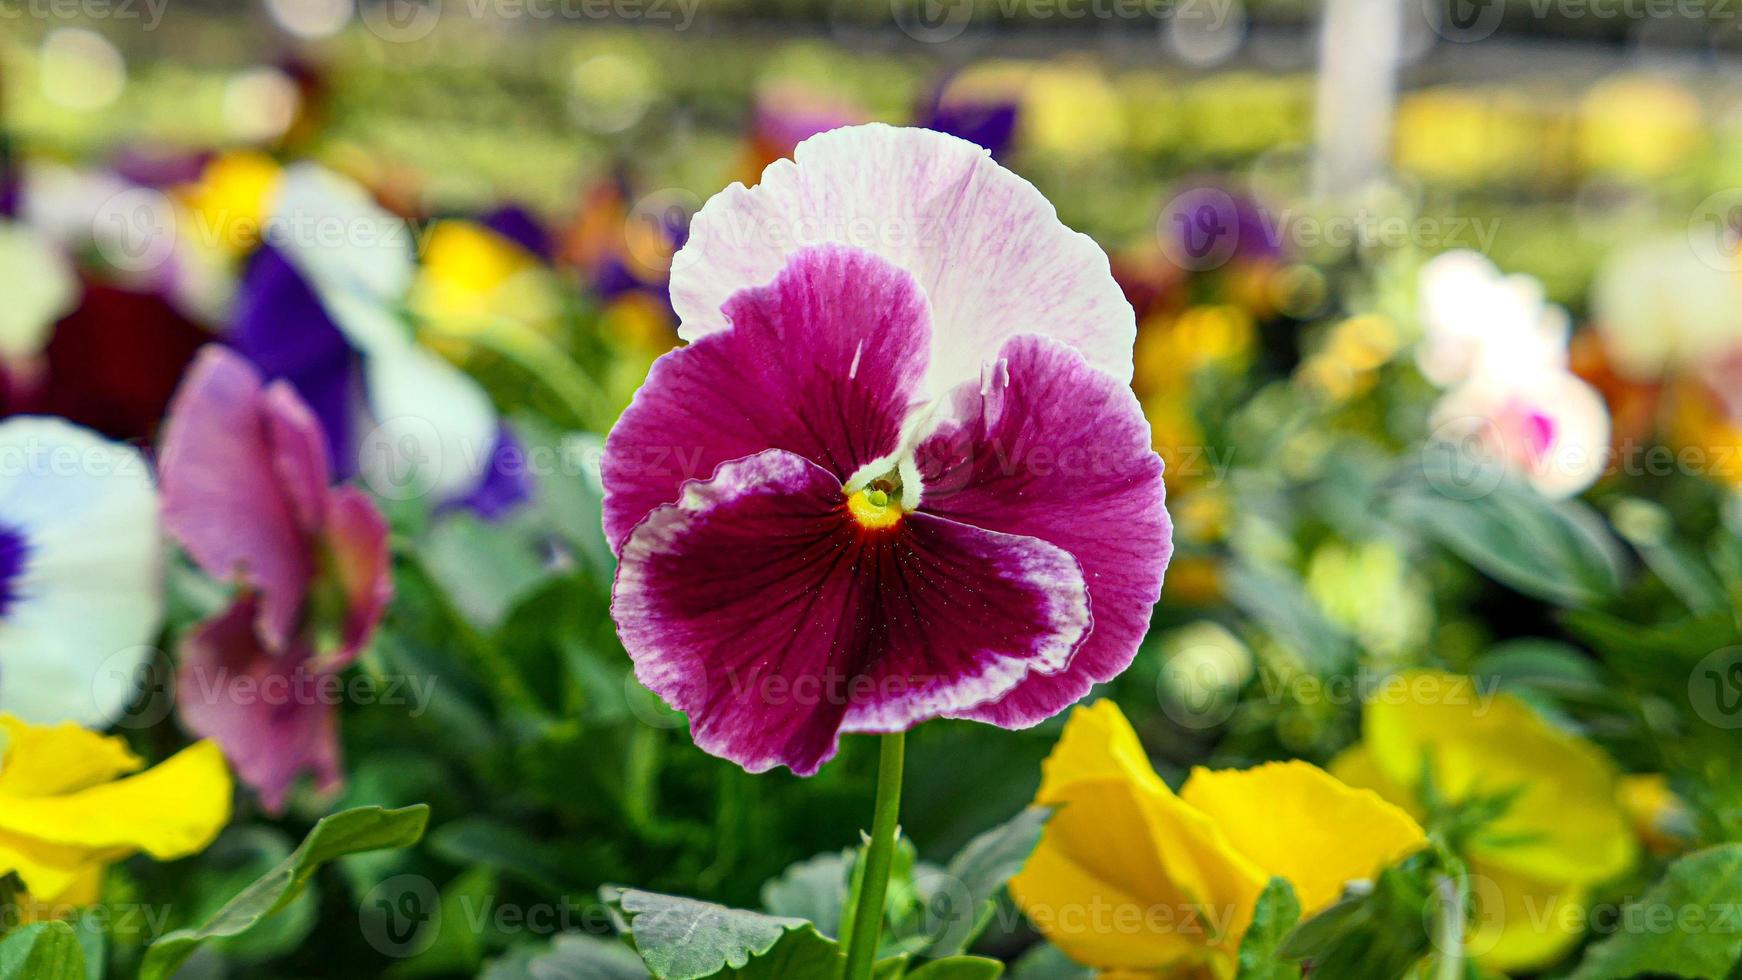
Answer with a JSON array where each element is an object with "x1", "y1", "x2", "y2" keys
[
  {"x1": 322, "y1": 485, "x2": 393, "y2": 668},
  {"x1": 918, "y1": 335, "x2": 1171, "y2": 727},
  {"x1": 160, "y1": 346, "x2": 314, "y2": 650},
  {"x1": 602, "y1": 245, "x2": 930, "y2": 553},
  {"x1": 177, "y1": 599, "x2": 342, "y2": 814},
  {"x1": 612, "y1": 449, "x2": 1089, "y2": 776},
  {"x1": 263, "y1": 380, "x2": 332, "y2": 534}
]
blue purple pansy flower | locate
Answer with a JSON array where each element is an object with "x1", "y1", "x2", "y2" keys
[{"x1": 229, "y1": 164, "x2": 530, "y2": 516}]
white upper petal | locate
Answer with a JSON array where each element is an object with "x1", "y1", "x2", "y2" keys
[
  {"x1": 268, "y1": 163, "x2": 417, "y2": 347},
  {"x1": 1416, "y1": 249, "x2": 1567, "y2": 389},
  {"x1": 358, "y1": 335, "x2": 499, "y2": 503},
  {"x1": 0, "y1": 417, "x2": 162, "y2": 727},
  {"x1": 671, "y1": 124, "x2": 1134, "y2": 398},
  {"x1": 0, "y1": 223, "x2": 78, "y2": 359}
]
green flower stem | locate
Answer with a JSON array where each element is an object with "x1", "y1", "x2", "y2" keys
[
  {"x1": 1433, "y1": 874, "x2": 1466, "y2": 980},
  {"x1": 841, "y1": 731, "x2": 906, "y2": 980}
]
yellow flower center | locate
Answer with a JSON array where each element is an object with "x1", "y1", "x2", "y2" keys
[{"x1": 847, "y1": 487, "x2": 902, "y2": 530}]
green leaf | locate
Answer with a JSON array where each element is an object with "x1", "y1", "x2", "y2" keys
[
  {"x1": 1389, "y1": 445, "x2": 1624, "y2": 607},
  {"x1": 1222, "y1": 562, "x2": 1355, "y2": 670},
  {"x1": 0, "y1": 921, "x2": 86, "y2": 980},
  {"x1": 422, "y1": 513, "x2": 551, "y2": 631},
  {"x1": 430, "y1": 817, "x2": 592, "y2": 895},
  {"x1": 1570, "y1": 844, "x2": 1742, "y2": 979},
  {"x1": 906, "y1": 956, "x2": 1004, "y2": 979},
  {"x1": 1279, "y1": 850, "x2": 1441, "y2": 980},
  {"x1": 605, "y1": 888, "x2": 815, "y2": 980},
  {"x1": 714, "y1": 925, "x2": 842, "y2": 979},
  {"x1": 762, "y1": 851, "x2": 851, "y2": 938},
  {"x1": 921, "y1": 807, "x2": 1051, "y2": 957},
  {"x1": 874, "y1": 953, "x2": 911, "y2": 978},
  {"x1": 1008, "y1": 943, "x2": 1093, "y2": 980},
  {"x1": 185, "y1": 826, "x2": 317, "y2": 963},
  {"x1": 140, "y1": 804, "x2": 430, "y2": 980},
  {"x1": 385, "y1": 866, "x2": 498, "y2": 978},
  {"x1": 483, "y1": 934, "x2": 650, "y2": 979},
  {"x1": 1236, "y1": 878, "x2": 1303, "y2": 979}
]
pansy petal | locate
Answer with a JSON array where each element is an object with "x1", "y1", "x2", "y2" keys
[
  {"x1": 673, "y1": 124, "x2": 1134, "y2": 396},
  {"x1": 602, "y1": 244, "x2": 931, "y2": 552},
  {"x1": 441, "y1": 425, "x2": 534, "y2": 521},
  {"x1": 1035, "y1": 698, "x2": 1168, "y2": 802},
  {"x1": 269, "y1": 164, "x2": 414, "y2": 314},
  {"x1": 0, "y1": 222, "x2": 77, "y2": 359},
  {"x1": 1179, "y1": 761, "x2": 1427, "y2": 915},
  {"x1": 919, "y1": 336, "x2": 1170, "y2": 727},
  {"x1": 1466, "y1": 860, "x2": 1590, "y2": 972},
  {"x1": 176, "y1": 599, "x2": 340, "y2": 814},
  {"x1": 0, "y1": 829, "x2": 107, "y2": 904},
  {"x1": 1015, "y1": 702, "x2": 1270, "y2": 973},
  {"x1": 263, "y1": 380, "x2": 332, "y2": 533},
  {"x1": 230, "y1": 243, "x2": 362, "y2": 477},
  {"x1": 0, "y1": 716, "x2": 142, "y2": 797},
  {"x1": 0, "y1": 418, "x2": 163, "y2": 727},
  {"x1": 613, "y1": 449, "x2": 1088, "y2": 776},
  {"x1": 161, "y1": 346, "x2": 312, "y2": 649},
  {"x1": 0, "y1": 739, "x2": 230, "y2": 857},
  {"x1": 358, "y1": 332, "x2": 499, "y2": 506},
  {"x1": 322, "y1": 485, "x2": 392, "y2": 666},
  {"x1": 1364, "y1": 671, "x2": 1634, "y2": 885},
  {"x1": 1012, "y1": 776, "x2": 1243, "y2": 972},
  {"x1": 1326, "y1": 744, "x2": 1422, "y2": 819}
]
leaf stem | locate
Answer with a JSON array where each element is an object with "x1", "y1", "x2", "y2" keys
[{"x1": 842, "y1": 732, "x2": 906, "y2": 980}]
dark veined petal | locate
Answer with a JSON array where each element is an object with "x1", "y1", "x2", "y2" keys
[
  {"x1": 601, "y1": 244, "x2": 930, "y2": 552},
  {"x1": 917, "y1": 335, "x2": 1171, "y2": 727},
  {"x1": 612, "y1": 449, "x2": 1089, "y2": 775}
]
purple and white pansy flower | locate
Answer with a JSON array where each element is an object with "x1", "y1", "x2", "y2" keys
[
  {"x1": 234, "y1": 164, "x2": 529, "y2": 515},
  {"x1": 0, "y1": 417, "x2": 161, "y2": 727},
  {"x1": 603, "y1": 124, "x2": 1172, "y2": 776}
]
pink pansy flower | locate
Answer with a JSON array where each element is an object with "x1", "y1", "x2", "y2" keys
[
  {"x1": 1429, "y1": 370, "x2": 1611, "y2": 499},
  {"x1": 160, "y1": 345, "x2": 392, "y2": 811},
  {"x1": 604, "y1": 125, "x2": 1172, "y2": 776}
]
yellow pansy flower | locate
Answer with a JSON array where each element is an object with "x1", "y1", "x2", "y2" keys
[
  {"x1": 177, "y1": 150, "x2": 282, "y2": 255},
  {"x1": 408, "y1": 219, "x2": 562, "y2": 353},
  {"x1": 1331, "y1": 671, "x2": 1636, "y2": 972},
  {"x1": 0, "y1": 716, "x2": 232, "y2": 909},
  {"x1": 1618, "y1": 773, "x2": 1691, "y2": 856},
  {"x1": 1012, "y1": 701, "x2": 1426, "y2": 979}
]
